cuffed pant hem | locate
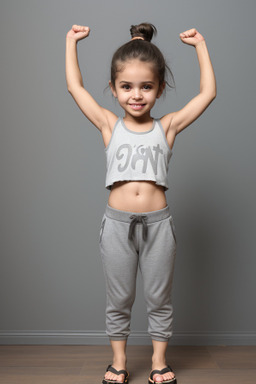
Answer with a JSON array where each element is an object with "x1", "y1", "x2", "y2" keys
[
  {"x1": 109, "y1": 336, "x2": 129, "y2": 341},
  {"x1": 151, "y1": 336, "x2": 171, "y2": 342}
]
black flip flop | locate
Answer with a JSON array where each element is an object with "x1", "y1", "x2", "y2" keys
[
  {"x1": 102, "y1": 364, "x2": 129, "y2": 384},
  {"x1": 148, "y1": 365, "x2": 177, "y2": 384}
]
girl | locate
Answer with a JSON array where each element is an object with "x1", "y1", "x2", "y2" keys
[{"x1": 65, "y1": 23, "x2": 216, "y2": 384}]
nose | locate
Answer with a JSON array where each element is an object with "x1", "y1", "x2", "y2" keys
[{"x1": 132, "y1": 88, "x2": 143, "y2": 100}]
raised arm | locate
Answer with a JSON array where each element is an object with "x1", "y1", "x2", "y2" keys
[
  {"x1": 65, "y1": 25, "x2": 115, "y2": 131},
  {"x1": 164, "y1": 29, "x2": 216, "y2": 135}
]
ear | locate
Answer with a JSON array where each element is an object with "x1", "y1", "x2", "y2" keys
[
  {"x1": 156, "y1": 82, "x2": 166, "y2": 98},
  {"x1": 109, "y1": 80, "x2": 117, "y2": 98}
]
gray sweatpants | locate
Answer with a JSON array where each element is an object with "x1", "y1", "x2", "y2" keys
[{"x1": 99, "y1": 204, "x2": 177, "y2": 342}]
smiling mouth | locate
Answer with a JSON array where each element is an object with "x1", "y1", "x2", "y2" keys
[{"x1": 129, "y1": 104, "x2": 146, "y2": 110}]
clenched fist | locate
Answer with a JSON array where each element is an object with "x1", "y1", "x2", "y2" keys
[
  {"x1": 179, "y1": 28, "x2": 204, "y2": 46},
  {"x1": 66, "y1": 25, "x2": 90, "y2": 42}
]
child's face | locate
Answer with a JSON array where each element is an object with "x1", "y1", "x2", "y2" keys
[{"x1": 110, "y1": 59, "x2": 165, "y2": 119}]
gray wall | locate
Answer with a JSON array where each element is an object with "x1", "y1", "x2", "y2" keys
[{"x1": 0, "y1": 0, "x2": 255, "y2": 345}]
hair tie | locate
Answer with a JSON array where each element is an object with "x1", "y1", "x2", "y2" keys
[{"x1": 131, "y1": 36, "x2": 145, "y2": 41}]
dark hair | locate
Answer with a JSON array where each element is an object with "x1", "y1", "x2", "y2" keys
[{"x1": 110, "y1": 23, "x2": 175, "y2": 91}]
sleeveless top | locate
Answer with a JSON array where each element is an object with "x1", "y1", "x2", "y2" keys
[{"x1": 105, "y1": 117, "x2": 173, "y2": 190}]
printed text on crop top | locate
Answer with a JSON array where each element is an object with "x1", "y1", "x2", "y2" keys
[{"x1": 105, "y1": 117, "x2": 172, "y2": 190}]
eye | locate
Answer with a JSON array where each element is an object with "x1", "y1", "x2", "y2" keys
[
  {"x1": 143, "y1": 84, "x2": 152, "y2": 90},
  {"x1": 121, "y1": 84, "x2": 131, "y2": 90}
]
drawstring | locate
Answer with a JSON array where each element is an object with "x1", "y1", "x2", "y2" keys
[{"x1": 128, "y1": 215, "x2": 148, "y2": 241}]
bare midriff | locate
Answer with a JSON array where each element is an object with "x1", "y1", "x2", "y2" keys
[{"x1": 108, "y1": 181, "x2": 167, "y2": 213}]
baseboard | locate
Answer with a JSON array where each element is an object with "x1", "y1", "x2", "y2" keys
[{"x1": 0, "y1": 331, "x2": 256, "y2": 345}]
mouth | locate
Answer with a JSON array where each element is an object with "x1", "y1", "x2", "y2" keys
[{"x1": 129, "y1": 104, "x2": 146, "y2": 111}]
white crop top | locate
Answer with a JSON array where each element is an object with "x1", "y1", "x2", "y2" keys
[{"x1": 105, "y1": 117, "x2": 172, "y2": 190}]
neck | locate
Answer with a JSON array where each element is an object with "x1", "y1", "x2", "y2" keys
[{"x1": 123, "y1": 113, "x2": 152, "y2": 125}]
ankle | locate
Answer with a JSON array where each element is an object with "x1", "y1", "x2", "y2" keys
[
  {"x1": 113, "y1": 355, "x2": 127, "y2": 369},
  {"x1": 110, "y1": 340, "x2": 127, "y2": 370},
  {"x1": 152, "y1": 355, "x2": 167, "y2": 368}
]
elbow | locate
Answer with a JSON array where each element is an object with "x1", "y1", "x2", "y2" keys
[
  {"x1": 66, "y1": 81, "x2": 74, "y2": 94},
  {"x1": 208, "y1": 91, "x2": 216, "y2": 106},
  {"x1": 206, "y1": 88, "x2": 217, "y2": 103},
  {"x1": 201, "y1": 80, "x2": 217, "y2": 101},
  {"x1": 66, "y1": 80, "x2": 72, "y2": 94},
  {"x1": 212, "y1": 86, "x2": 217, "y2": 100},
  {"x1": 201, "y1": 91, "x2": 216, "y2": 105},
  {"x1": 67, "y1": 86, "x2": 73, "y2": 95},
  {"x1": 67, "y1": 84, "x2": 77, "y2": 96},
  {"x1": 212, "y1": 80, "x2": 217, "y2": 100},
  {"x1": 67, "y1": 82, "x2": 83, "y2": 95},
  {"x1": 210, "y1": 91, "x2": 217, "y2": 102}
]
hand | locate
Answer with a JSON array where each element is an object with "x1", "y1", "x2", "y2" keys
[
  {"x1": 66, "y1": 25, "x2": 90, "y2": 42},
  {"x1": 179, "y1": 28, "x2": 204, "y2": 47}
]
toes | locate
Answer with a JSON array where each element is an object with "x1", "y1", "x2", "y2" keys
[
  {"x1": 105, "y1": 372, "x2": 125, "y2": 382},
  {"x1": 153, "y1": 374, "x2": 164, "y2": 383},
  {"x1": 163, "y1": 372, "x2": 175, "y2": 381},
  {"x1": 117, "y1": 374, "x2": 125, "y2": 382},
  {"x1": 153, "y1": 372, "x2": 175, "y2": 382}
]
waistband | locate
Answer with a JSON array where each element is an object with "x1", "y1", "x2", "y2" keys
[{"x1": 105, "y1": 204, "x2": 171, "y2": 224}]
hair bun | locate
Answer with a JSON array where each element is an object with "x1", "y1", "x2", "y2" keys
[{"x1": 130, "y1": 23, "x2": 157, "y2": 42}]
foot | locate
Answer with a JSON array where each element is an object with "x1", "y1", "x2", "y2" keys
[
  {"x1": 150, "y1": 365, "x2": 176, "y2": 383},
  {"x1": 104, "y1": 364, "x2": 128, "y2": 383}
]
